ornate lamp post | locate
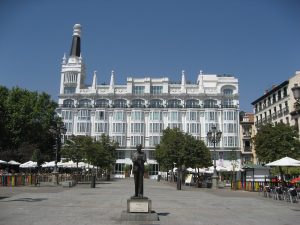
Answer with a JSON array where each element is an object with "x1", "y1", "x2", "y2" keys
[
  {"x1": 49, "y1": 115, "x2": 67, "y2": 184},
  {"x1": 207, "y1": 125, "x2": 222, "y2": 189}
]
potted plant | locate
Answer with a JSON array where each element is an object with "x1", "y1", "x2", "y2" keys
[{"x1": 124, "y1": 164, "x2": 131, "y2": 178}]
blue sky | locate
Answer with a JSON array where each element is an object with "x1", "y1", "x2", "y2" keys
[{"x1": 0, "y1": 0, "x2": 300, "y2": 112}]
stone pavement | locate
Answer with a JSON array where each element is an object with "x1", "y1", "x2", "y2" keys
[{"x1": 0, "y1": 178, "x2": 299, "y2": 225}]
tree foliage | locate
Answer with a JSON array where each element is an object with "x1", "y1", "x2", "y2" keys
[
  {"x1": 61, "y1": 134, "x2": 117, "y2": 171},
  {"x1": 0, "y1": 86, "x2": 57, "y2": 162},
  {"x1": 155, "y1": 128, "x2": 212, "y2": 169},
  {"x1": 253, "y1": 123, "x2": 300, "y2": 163},
  {"x1": 85, "y1": 134, "x2": 118, "y2": 170},
  {"x1": 184, "y1": 133, "x2": 212, "y2": 169}
]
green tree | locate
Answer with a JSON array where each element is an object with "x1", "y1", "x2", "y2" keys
[
  {"x1": 0, "y1": 86, "x2": 9, "y2": 155},
  {"x1": 0, "y1": 86, "x2": 57, "y2": 162},
  {"x1": 162, "y1": 127, "x2": 185, "y2": 190},
  {"x1": 253, "y1": 123, "x2": 300, "y2": 163},
  {"x1": 61, "y1": 135, "x2": 89, "y2": 170},
  {"x1": 253, "y1": 122, "x2": 300, "y2": 182},
  {"x1": 155, "y1": 128, "x2": 185, "y2": 170},
  {"x1": 85, "y1": 134, "x2": 117, "y2": 179},
  {"x1": 184, "y1": 133, "x2": 212, "y2": 169}
]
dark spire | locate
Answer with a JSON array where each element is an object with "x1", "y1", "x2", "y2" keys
[{"x1": 69, "y1": 24, "x2": 81, "y2": 57}]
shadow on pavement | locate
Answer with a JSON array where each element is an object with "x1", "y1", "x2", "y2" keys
[{"x1": 5, "y1": 197, "x2": 48, "y2": 202}]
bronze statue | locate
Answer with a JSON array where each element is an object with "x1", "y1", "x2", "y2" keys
[{"x1": 132, "y1": 144, "x2": 146, "y2": 198}]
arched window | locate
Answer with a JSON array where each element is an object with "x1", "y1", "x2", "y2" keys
[
  {"x1": 203, "y1": 99, "x2": 217, "y2": 108},
  {"x1": 223, "y1": 89, "x2": 233, "y2": 95},
  {"x1": 149, "y1": 99, "x2": 163, "y2": 108},
  {"x1": 78, "y1": 99, "x2": 92, "y2": 108},
  {"x1": 95, "y1": 99, "x2": 109, "y2": 108},
  {"x1": 113, "y1": 99, "x2": 127, "y2": 108},
  {"x1": 63, "y1": 99, "x2": 75, "y2": 108},
  {"x1": 132, "y1": 99, "x2": 145, "y2": 108},
  {"x1": 167, "y1": 99, "x2": 181, "y2": 108},
  {"x1": 185, "y1": 99, "x2": 200, "y2": 108}
]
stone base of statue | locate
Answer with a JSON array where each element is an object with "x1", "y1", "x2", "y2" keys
[{"x1": 121, "y1": 197, "x2": 159, "y2": 221}]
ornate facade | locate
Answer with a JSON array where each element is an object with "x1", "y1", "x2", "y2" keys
[{"x1": 57, "y1": 24, "x2": 240, "y2": 178}]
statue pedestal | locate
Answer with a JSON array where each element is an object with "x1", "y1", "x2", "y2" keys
[
  {"x1": 127, "y1": 197, "x2": 151, "y2": 213},
  {"x1": 121, "y1": 197, "x2": 159, "y2": 221}
]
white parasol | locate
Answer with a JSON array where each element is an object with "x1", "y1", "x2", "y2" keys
[{"x1": 266, "y1": 156, "x2": 300, "y2": 167}]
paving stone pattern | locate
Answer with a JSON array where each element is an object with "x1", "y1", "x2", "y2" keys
[{"x1": 0, "y1": 179, "x2": 299, "y2": 225}]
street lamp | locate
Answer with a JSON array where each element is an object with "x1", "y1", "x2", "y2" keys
[
  {"x1": 49, "y1": 115, "x2": 67, "y2": 184},
  {"x1": 292, "y1": 84, "x2": 300, "y2": 108},
  {"x1": 207, "y1": 125, "x2": 222, "y2": 189}
]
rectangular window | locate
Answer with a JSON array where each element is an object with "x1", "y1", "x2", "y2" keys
[
  {"x1": 223, "y1": 111, "x2": 236, "y2": 121},
  {"x1": 78, "y1": 110, "x2": 91, "y2": 120},
  {"x1": 94, "y1": 122, "x2": 108, "y2": 133},
  {"x1": 205, "y1": 123, "x2": 220, "y2": 134},
  {"x1": 131, "y1": 111, "x2": 144, "y2": 121},
  {"x1": 205, "y1": 111, "x2": 218, "y2": 121},
  {"x1": 148, "y1": 151, "x2": 156, "y2": 160},
  {"x1": 116, "y1": 150, "x2": 125, "y2": 159},
  {"x1": 168, "y1": 111, "x2": 181, "y2": 121},
  {"x1": 114, "y1": 163, "x2": 124, "y2": 174},
  {"x1": 111, "y1": 135, "x2": 126, "y2": 147},
  {"x1": 223, "y1": 136, "x2": 237, "y2": 147},
  {"x1": 187, "y1": 123, "x2": 200, "y2": 134},
  {"x1": 150, "y1": 86, "x2": 163, "y2": 94},
  {"x1": 112, "y1": 123, "x2": 127, "y2": 133},
  {"x1": 223, "y1": 123, "x2": 237, "y2": 133},
  {"x1": 149, "y1": 123, "x2": 164, "y2": 133},
  {"x1": 148, "y1": 164, "x2": 159, "y2": 175},
  {"x1": 149, "y1": 136, "x2": 161, "y2": 147},
  {"x1": 64, "y1": 122, "x2": 73, "y2": 133},
  {"x1": 95, "y1": 111, "x2": 106, "y2": 120},
  {"x1": 168, "y1": 123, "x2": 182, "y2": 130},
  {"x1": 113, "y1": 111, "x2": 126, "y2": 121},
  {"x1": 76, "y1": 122, "x2": 91, "y2": 133},
  {"x1": 188, "y1": 111, "x2": 199, "y2": 121},
  {"x1": 64, "y1": 87, "x2": 76, "y2": 94},
  {"x1": 149, "y1": 111, "x2": 163, "y2": 121},
  {"x1": 62, "y1": 110, "x2": 73, "y2": 120},
  {"x1": 130, "y1": 136, "x2": 144, "y2": 147},
  {"x1": 133, "y1": 86, "x2": 145, "y2": 94},
  {"x1": 131, "y1": 123, "x2": 144, "y2": 133}
]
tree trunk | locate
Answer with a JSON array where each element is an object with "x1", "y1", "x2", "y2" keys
[
  {"x1": 279, "y1": 166, "x2": 285, "y2": 186},
  {"x1": 177, "y1": 165, "x2": 182, "y2": 190}
]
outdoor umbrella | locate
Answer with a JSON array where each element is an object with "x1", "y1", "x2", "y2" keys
[
  {"x1": 265, "y1": 156, "x2": 300, "y2": 167},
  {"x1": 290, "y1": 177, "x2": 300, "y2": 184},
  {"x1": 7, "y1": 160, "x2": 21, "y2": 165},
  {"x1": 20, "y1": 161, "x2": 37, "y2": 168},
  {"x1": 0, "y1": 160, "x2": 7, "y2": 164}
]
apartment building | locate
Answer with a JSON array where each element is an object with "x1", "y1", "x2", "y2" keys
[{"x1": 57, "y1": 24, "x2": 241, "y2": 178}]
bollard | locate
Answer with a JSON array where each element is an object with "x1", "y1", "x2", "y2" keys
[{"x1": 91, "y1": 175, "x2": 96, "y2": 188}]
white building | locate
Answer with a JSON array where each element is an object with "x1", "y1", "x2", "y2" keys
[{"x1": 57, "y1": 24, "x2": 241, "y2": 178}]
